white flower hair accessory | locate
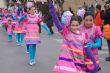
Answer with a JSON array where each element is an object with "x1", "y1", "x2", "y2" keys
[
  {"x1": 77, "y1": 8, "x2": 85, "y2": 19},
  {"x1": 26, "y1": 2, "x2": 34, "y2": 8},
  {"x1": 61, "y1": 11, "x2": 73, "y2": 26}
]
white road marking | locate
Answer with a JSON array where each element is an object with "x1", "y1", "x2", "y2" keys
[{"x1": 53, "y1": 39, "x2": 63, "y2": 43}]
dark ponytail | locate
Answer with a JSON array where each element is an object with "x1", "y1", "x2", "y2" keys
[
  {"x1": 84, "y1": 11, "x2": 94, "y2": 19},
  {"x1": 70, "y1": 16, "x2": 82, "y2": 24}
]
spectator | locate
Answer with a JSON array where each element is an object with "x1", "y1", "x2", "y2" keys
[{"x1": 100, "y1": 2, "x2": 110, "y2": 61}]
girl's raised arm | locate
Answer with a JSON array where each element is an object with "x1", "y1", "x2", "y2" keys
[{"x1": 49, "y1": 0, "x2": 63, "y2": 31}]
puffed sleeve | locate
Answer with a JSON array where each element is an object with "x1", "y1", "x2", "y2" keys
[{"x1": 95, "y1": 26, "x2": 102, "y2": 38}]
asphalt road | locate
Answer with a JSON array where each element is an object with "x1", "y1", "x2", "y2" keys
[{"x1": 0, "y1": 26, "x2": 110, "y2": 73}]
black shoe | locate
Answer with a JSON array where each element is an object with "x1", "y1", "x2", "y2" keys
[
  {"x1": 98, "y1": 47, "x2": 102, "y2": 50},
  {"x1": 105, "y1": 57, "x2": 110, "y2": 61},
  {"x1": 51, "y1": 32, "x2": 54, "y2": 35},
  {"x1": 39, "y1": 31, "x2": 42, "y2": 34}
]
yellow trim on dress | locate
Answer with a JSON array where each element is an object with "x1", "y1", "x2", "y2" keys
[{"x1": 85, "y1": 61, "x2": 99, "y2": 64}]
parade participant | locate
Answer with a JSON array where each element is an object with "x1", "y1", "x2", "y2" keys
[
  {"x1": 49, "y1": 0, "x2": 99, "y2": 73},
  {"x1": 14, "y1": 6, "x2": 25, "y2": 46},
  {"x1": 18, "y1": 2, "x2": 51, "y2": 65},
  {"x1": 5, "y1": 10, "x2": 16, "y2": 42},
  {"x1": 2, "y1": 9, "x2": 9, "y2": 31},
  {"x1": 0, "y1": 8, "x2": 3, "y2": 27},
  {"x1": 7, "y1": 19, "x2": 14, "y2": 42},
  {"x1": 80, "y1": 12, "x2": 102, "y2": 73}
]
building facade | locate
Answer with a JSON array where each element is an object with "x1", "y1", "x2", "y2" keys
[{"x1": 0, "y1": 0, "x2": 6, "y2": 8}]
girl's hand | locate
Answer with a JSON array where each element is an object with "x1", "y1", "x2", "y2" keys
[
  {"x1": 87, "y1": 41, "x2": 93, "y2": 49},
  {"x1": 49, "y1": 0, "x2": 54, "y2": 9}
]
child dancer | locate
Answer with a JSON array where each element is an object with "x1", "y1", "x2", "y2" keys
[
  {"x1": 0, "y1": 9, "x2": 3, "y2": 27},
  {"x1": 7, "y1": 19, "x2": 14, "y2": 42},
  {"x1": 80, "y1": 12, "x2": 102, "y2": 73},
  {"x1": 14, "y1": 6, "x2": 25, "y2": 46},
  {"x1": 2, "y1": 9, "x2": 9, "y2": 31},
  {"x1": 18, "y1": 2, "x2": 51, "y2": 65},
  {"x1": 6, "y1": 12, "x2": 16, "y2": 42},
  {"x1": 49, "y1": 0, "x2": 99, "y2": 73}
]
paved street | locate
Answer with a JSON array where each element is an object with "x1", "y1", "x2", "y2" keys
[{"x1": 0, "y1": 26, "x2": 110, "y2": 73}]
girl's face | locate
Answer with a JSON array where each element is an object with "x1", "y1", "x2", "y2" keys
[
  {"x1": 30, "y1": 7, "x2": 36, "y2": 15},
  {"x1": 70, "y1": 21, "x2": 80, "y2": 32},
  {"x1": 84, "y1": 15, "x2": 94, "y2": 28}
]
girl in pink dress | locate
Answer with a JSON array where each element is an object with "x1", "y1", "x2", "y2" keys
[
  {"x1": 18, "y1": 2, "x2": 51, "y2": 65},
  {"x1": 80, "y1": 12, "x2": 102, "y2": 73},
  {"x1": 0, "y1": 8, "x2": 3, "y2": 26},
  {"x1": 2, "y1": 9, "x2": 9, "y2": 31},
  {"x1": 49, "y1": 0, "x2": 99, "y2": 73},
  {"x1": 7, "y1": 18, "x2": 14, "y2": 42},
  {"x1": 14, "y1": 7, "x2": 26, "y2": 46},
  {"x1": 5, "y1": 10, "x2": 17, "y2": 42},
  {"x1": 53, "y1": 20, "x2": 87, "y2": 73}
]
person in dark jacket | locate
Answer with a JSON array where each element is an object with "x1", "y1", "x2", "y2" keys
[
  {"x1": 88, "y1": 4, "x2": 95, "y2": 15},
  {"x1": 100, "y1": 2, "x2": 110, "y2": 61},
  {"x1": 46, "y1": 14, "x2": 54, "y2": 35}
]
